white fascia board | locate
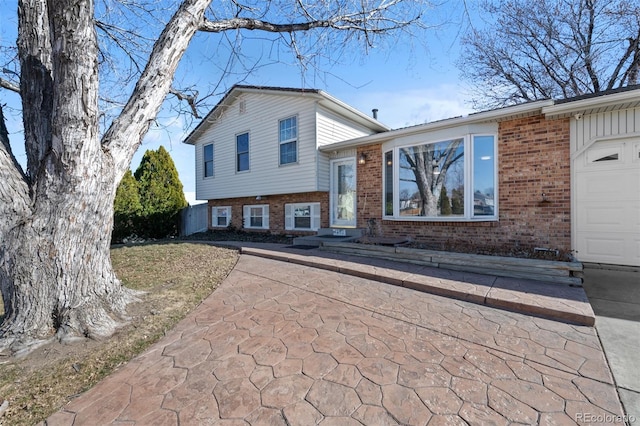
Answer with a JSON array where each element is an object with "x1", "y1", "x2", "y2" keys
[
  {"x1": 317, "y1": 91, "x2": 390, "y2": 133},
  {"x1": 319, "y1": 99, "x2": 553, "y2": 152},
  {"x1": 183, "y1": 90, "x2": 242, "y2": 145},
  {"x1": 542, "y1": 89, "x2": 640, "y2": 117},
  {"x1": 183, "y1": 86, "x2": 325, "y2": 145}
]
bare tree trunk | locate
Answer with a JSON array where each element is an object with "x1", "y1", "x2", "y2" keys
[
  {"x1": 1, "y1": 0, "x2": 212, "y2": 353},
  {"x1": 0, "y1": 178, "x2": 137, "y2": 352},
  {"x1": 0, "y1": 0, "x2": 140, "y2": 353}
]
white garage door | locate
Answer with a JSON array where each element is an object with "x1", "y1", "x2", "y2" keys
[{"x1": 574, "y1": 139, "x2": 640, "y2": 266}]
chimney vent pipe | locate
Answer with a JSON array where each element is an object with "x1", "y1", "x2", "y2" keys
[{"x1": 372, "y1": 108, "x2": 378, "y2": 120}]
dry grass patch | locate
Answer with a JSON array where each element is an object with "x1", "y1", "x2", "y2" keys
[{"x1": 0, "y1": 242, "x2": 238, "y2": 425}]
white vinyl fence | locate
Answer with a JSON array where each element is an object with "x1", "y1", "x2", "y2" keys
[{"x1": 180, "y1": 203, "x2": 208, "y2": 236}]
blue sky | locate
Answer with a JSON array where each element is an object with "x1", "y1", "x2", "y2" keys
[{"x1": 0, "y1": 1, "x2": 482, "y2": 204}]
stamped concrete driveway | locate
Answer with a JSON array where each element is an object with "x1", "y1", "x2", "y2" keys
[{"x1": 47, "y1": 255, "x2": 625, "y2": 425}]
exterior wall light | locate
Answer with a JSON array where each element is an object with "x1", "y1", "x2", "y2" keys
[{"x1": 358, "y1": 153, "x2": 367, "y2": 165}]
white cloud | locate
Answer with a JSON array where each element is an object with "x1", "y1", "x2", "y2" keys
[{"x1": 344, "y1": 84, "x2": 474, "y2": 129}]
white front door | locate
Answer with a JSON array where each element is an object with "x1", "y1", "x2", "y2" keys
[
  {"x1": 574, "y1": 138, "x2": 640, "y2": 266},
  {"x1": 330, "y1": 158, "x2": 357, "y2": 227}
]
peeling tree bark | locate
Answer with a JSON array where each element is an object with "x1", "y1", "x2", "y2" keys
[
  {"x1": 1, "y1": 0, "x2": 133, "y2": 353},
  {"x1": 1, "y1": 0, "x2": 215, "y2": 353}
]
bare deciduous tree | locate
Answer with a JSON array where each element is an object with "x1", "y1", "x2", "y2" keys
[
  {"x1": 459, "y1": 0, "x2": 640, "y2": 108},
  {"x1": 0, "y1": 0, "x2": 429, "y2": 353}
]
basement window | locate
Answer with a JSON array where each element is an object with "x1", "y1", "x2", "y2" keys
[
  {"x1": 285, "y1": 203, "x2": 321, "y2": 231},
  {"x1": 211, "y1": 206, "x2": 231, "y2": 227},
  {"x1": 243, "y1": 204, "x2": 269, "y2": 229}
]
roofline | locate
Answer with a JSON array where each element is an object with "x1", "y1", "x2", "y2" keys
[
  {"x1": 315, "y1": 90, "x2": 389, "y2": 132},
  {"x1": 184, "y1": 84, "x2": 640, "y2": 149},
  {"x1": 542, "y1": 87, "x2": 640, "y2": 117},
  {"x1": 319, "y1": 99, "x2": 553, "y2": 151},
  {"x1": 183, "y1": 84, "x2": 387, "y2": 145}
]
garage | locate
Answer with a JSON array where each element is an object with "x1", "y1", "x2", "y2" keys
[{"x1": 574, "y1": 137, "x2": 640, "y2": 266}]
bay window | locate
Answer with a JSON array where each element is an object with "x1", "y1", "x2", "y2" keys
[{"x1": 384, "y1": 134, "x2": 497, "y2": 220}]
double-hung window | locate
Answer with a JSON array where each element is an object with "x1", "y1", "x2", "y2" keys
[
  {"x1": 285, "y1": 203, "x2": 321, "y2": 231},
  {"x1": 384, "y1": 134, "x2": 497, "y2": 221},
  {"x1": 236, "y1": 132, "x2": 249, "y2": 172},
  {"x1": 243, "y1": 204, "x2": 269, "y2": 229},
  {"x1": 211, "y1": 206, "x2": 231, "y2": 227},
  {"x1": 203, "y1": 143, "x2": 214, "y2": 178},
  {"x1": 279, "y1": 116, "x2": 297, "y2": 165}
]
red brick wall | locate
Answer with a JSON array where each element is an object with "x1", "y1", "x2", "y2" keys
[
  {"x1": 356, "y1": 144, "x2": 384, "y2": 226},
  {"x1": 356, "y1": 115, "x2": 572, "y2": 253},
  {"x1": 208, "y1": 192, "x2": 329, "y2": 235}
]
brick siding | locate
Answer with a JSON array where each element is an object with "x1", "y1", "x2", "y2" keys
[
  {"x1": 208, "y1": 192, "x2": 329, "y2": 235},
  {"x1": 356, "y1": 115, "x2": 572, "y2": 253}
]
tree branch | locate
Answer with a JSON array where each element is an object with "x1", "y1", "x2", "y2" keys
[
  {"x1": 200, "y1": 5, "x2": 418, "y2": 35},
  {"x1": 460, "y1": 0, "x2": 640, "y2": 107},
  {"x1": 18, "y1": 0, "x2": 54, "y2": 182},
  {"x1": 169, "y1": 87, "x2": 200, "y2": 118},
  {"x1": 200, "y1": 17, "x2": 331, "y2": 33},
  {"x1": 608, "y1": 32, "x2": 640, "y2": 88},
  {"x1": 0, "y1": 105, "x2": 31, "y2": 236},
  {"x1": 95, "y1": 20, "x2": 148, "y2": 75},
  {"x1": 101, "y1": 0, "x2": 212, "y2": 182},
  {"x1": 0, "y1": 77, "x2": 20, "y2": 93}
]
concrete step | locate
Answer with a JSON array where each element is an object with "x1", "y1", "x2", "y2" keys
[
  {"x1": 320, "y1": 241, "x2": 583, "y2": 286},
  {"x1": 292, "y1": 234, "x2": 358, "y2": 247},
  {"x1": 293, "y1": 228, "x2": 364, "y2": 247}
]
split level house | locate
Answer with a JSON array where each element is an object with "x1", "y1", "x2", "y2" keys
[{"x1": 184, "y1": 84, "x2": 640, "y2": 268}]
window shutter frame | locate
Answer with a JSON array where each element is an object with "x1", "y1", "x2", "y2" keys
[
  {"x1": 285, "y1": 204, "x2": 294, "y2": 230},
  {"x1": 243, "y1": 205, "x2": 250, "y2": 228},
  {"x1": 263, "y1": 205, "x2": 269, "y2": 229},
  {"x1": 211, "y1": 207, "x2": 218, "y2": 228},
  {"x1": 311, "y1": 203, "x2": 321, "y2": 231},
  {"x1": 224, "y1": 207, "x2": 231, "y2": 227}
]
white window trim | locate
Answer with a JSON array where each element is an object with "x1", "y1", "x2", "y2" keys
[
  {"x1": 382, "y1": 132, "x2": 499, "y2": 222},
  {"x1": 285, "y1": 202, "x2": 321, "y2": 231},
  {"x1": 243, "y1": 204, "x2": 270, "y2": 229},
  {"x1": 211, "y1": 206, "x2": 231, "y2": 228},
  {"x1": 203, "y1": 143, "x2": 214, "y2": 179},
  {"x1": 236, "y1": 131, "x2": 250, "y2": 173},
  {"x1": 279, "y1": 115, "x2": 298, "y2": 166}
]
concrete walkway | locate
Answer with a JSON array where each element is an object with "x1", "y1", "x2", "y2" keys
[
  {"x1": 45, "y1": 251, "x2": 626, "y2": 425},
  {"x1": 583, "y1": 265, "x2": 640, "y2": 421},
  {"x1": 233, "y1": 243, "x2": 596, "y2": 326}
]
